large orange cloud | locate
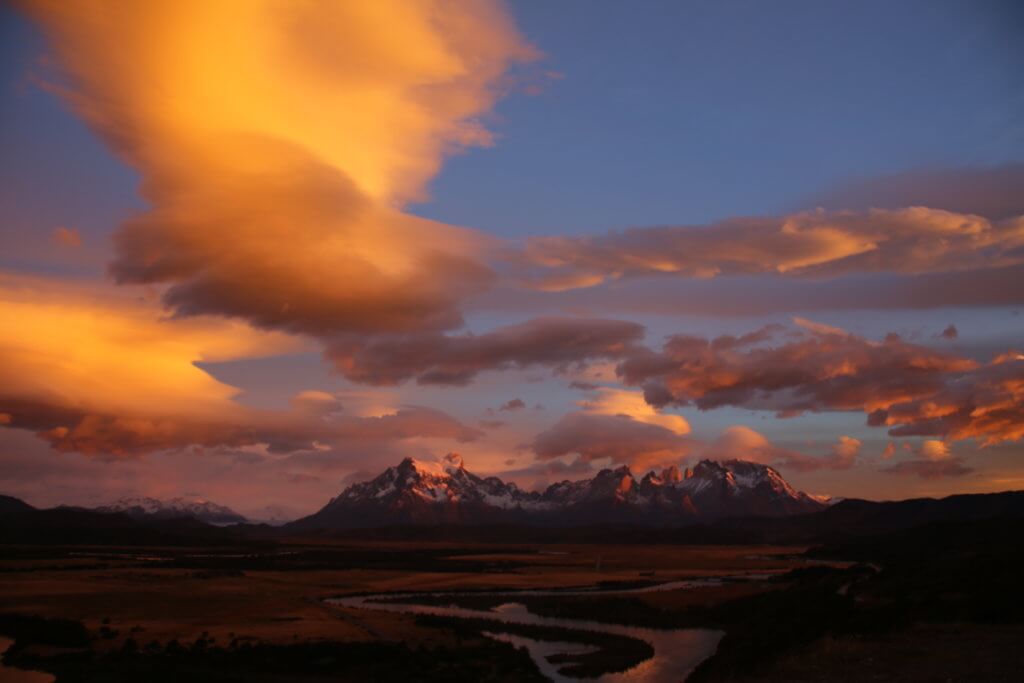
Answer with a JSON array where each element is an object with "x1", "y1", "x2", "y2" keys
[
  {"x1": 518, "y1": 207, "x2": 1024, "y2": 291},
  {"x1": 24, "y1": 0, "x2": 534, "y2": 336},
  {"x1": 0, "y1": 274, "x2": 481, "y2": 457}
]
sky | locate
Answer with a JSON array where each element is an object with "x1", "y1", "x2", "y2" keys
[{"x1": 1, "y1": 0, "x2": 1022, "y2": 521}]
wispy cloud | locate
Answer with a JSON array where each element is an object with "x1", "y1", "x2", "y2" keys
[{"x1": 516, "y1": 207, "x2": 1024, "y2": 291}]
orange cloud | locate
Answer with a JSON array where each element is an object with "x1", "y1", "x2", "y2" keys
[
  {"x1": 518, "y1": 208, "x2": 1024, "y2": 291},
  {"x1": 25, "y1": 0, "x2": 534, "y2": 336},
  {"x1": 872, "y1": 353, "x2": 1024, "y2": 446},
  {"x1": 881, "y1": 441, "x2": 897, "y2": 460},
  {"x1": 575, "y1": 387, "x2": 690, "y2": 434},
  {"x1": 0, "y1": 274, "x2": 481, "y2": 457},
  {"x1": 0, "y1": 273, "x2": 296, "y2": 422},
  {"x1": 919, "y1": 440, "x2": 952, "y2": 461}
]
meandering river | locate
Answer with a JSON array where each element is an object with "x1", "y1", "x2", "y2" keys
[{"x1": 327, "y1": 576, "x2": 772, "y2": 682}]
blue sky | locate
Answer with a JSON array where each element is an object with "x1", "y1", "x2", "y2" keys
[{"x1": 415, "y1": 0, "x2": 1024, "y2": 235}]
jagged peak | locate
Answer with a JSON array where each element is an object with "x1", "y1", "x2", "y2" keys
[
  {"x1": 395, "y1": 453, "x2": 466, "y2": 479},
  {"x1": 396, "y1": 457, "x2": 444, "y2": 477},
  {"x1": 594, "y1": 464, "x2": 633, "y2": 479},
  {"x1": 641, "y1": 464, "x2": 678, "y2": 486}
]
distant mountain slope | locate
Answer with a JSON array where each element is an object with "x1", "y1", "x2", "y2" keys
[
  {"x1": 287, "y1": 455, "x2": 827, "y2": 531},
  {"x1": 0, "y1": 493, "x2": 35, "y2": 515},
  {"x1": 0, "y1": 501, "x2": 238, "y2": 546},
  {"x1": 733, "y1": 489, "x2": 1024, "y2": 543},
  {"x1": 94, "y1": 496, "x2": 248, "y2": 525}
]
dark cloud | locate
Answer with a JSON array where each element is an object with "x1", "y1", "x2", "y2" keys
[
  {"x1": 327, "y1": 317, "x2": 645, "y2": 386},
  {"x1": 881, "y1": 459, "x2": 973, "y2": 479},
  {"x1": 499, "y1": 398, "x2": 526, "y2": 412},
  {"x1": 618, "y1": 321, "x2": 975, "y2": 416}
]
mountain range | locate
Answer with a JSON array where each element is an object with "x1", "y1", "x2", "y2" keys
[
  {"x1": 287, "y1": 454, "x2": 829, "y2": 531},
  {"x1": 92, "y1": 496, "x2": 248, "y2": 525},
  {"x1": 2, "y1": 483, "x2": 1023, "y2": 547}
]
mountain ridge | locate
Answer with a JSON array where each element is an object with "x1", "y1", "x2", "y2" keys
[
  {"x1": 1, "y1": 489, "x2": 1022, "y2": 546},
  {"x1": 287, "y1": 455, "x2": 828, "y2": 531},
  {"x1": 92, "y1": 496, "x2": 248, "y2": 525}
]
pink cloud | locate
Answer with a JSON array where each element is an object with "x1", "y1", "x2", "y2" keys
[
  {"x1": 702, "y1": 426, "x2": 860, "y2": 472},
  {"x1": 532, "y1": 412, "x2": 689, "y2": 471}
]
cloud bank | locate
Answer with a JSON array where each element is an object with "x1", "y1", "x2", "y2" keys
[
  {"x1": 327, "y1": 317, "x2": 644, "y2": 385},
  {"x1": 518, "y1": 207, "x2": 1024, "y2": 291},
  {"x1": 618, "y1": 321, "x2": 1023, "y2": 447}
]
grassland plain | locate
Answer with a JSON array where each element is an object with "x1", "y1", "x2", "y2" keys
[{"x1": 2, "y1": 527, "x2": 1022, "y2": 682}]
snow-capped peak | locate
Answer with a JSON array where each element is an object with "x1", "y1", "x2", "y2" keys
[
  {"x1": 336, "y1": 455, "x2": 548, "y2": 512},
  {"x1": 395, "y1": 453, "x2": 465, "y2": 478}
]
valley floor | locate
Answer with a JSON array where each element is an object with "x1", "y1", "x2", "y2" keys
[{"x1": 1, "y1": 537, "x2": 1020, "y2": 681}]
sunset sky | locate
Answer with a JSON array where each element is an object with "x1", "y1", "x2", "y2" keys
[{"x1": 2, "y1": 0, "x2": 1022, "y2": 521}]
